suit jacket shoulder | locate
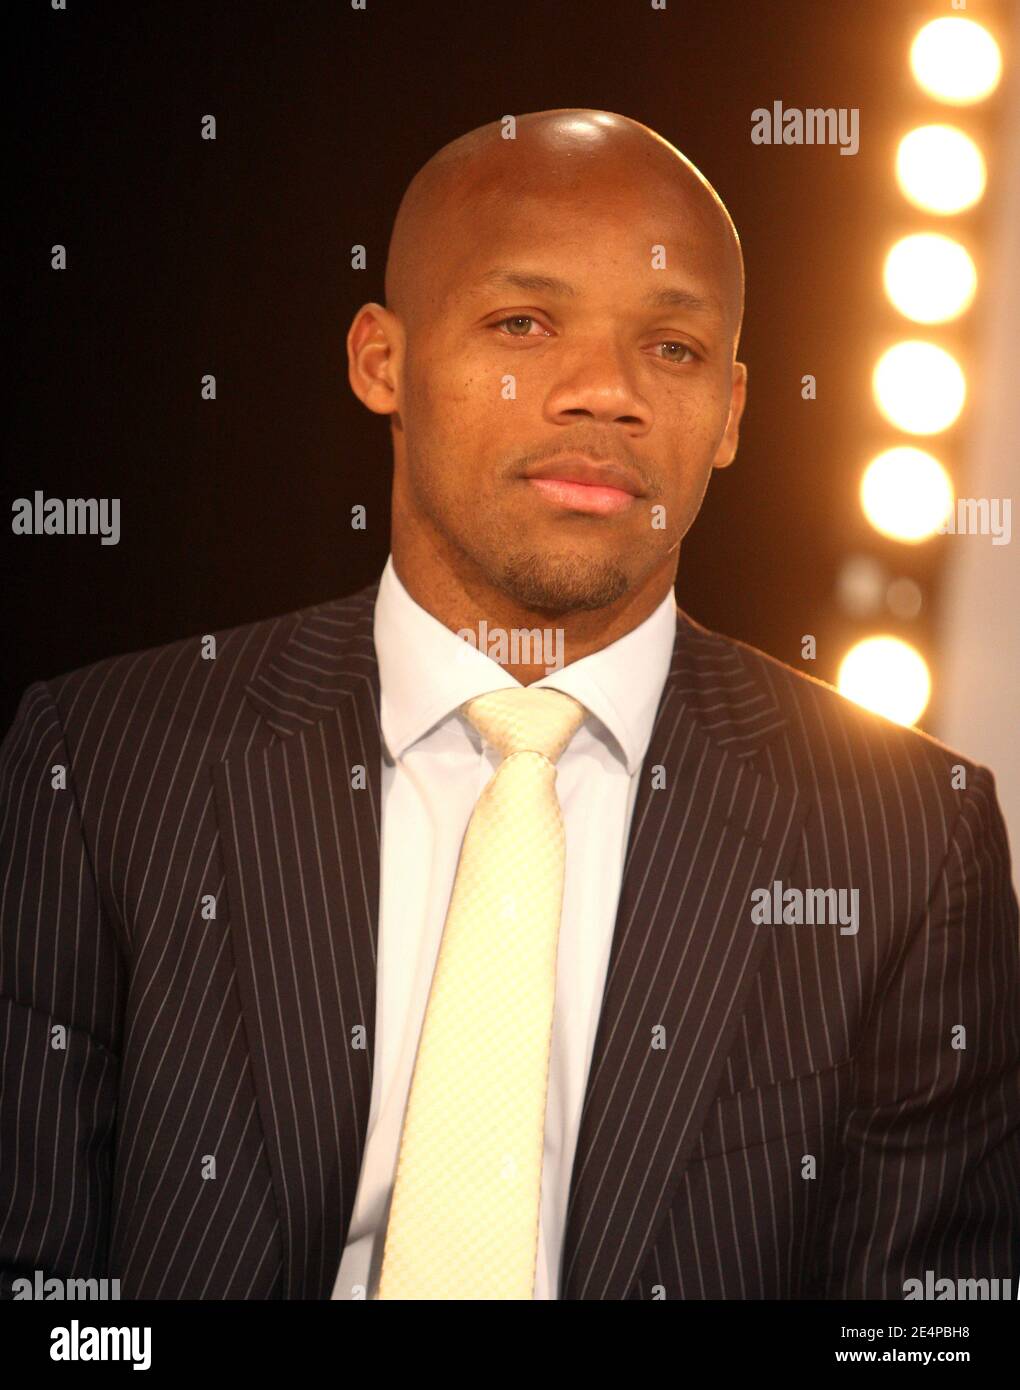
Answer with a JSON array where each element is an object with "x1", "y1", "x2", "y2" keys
[{"x1": 675, "y1": 606, "x2": 999, "y2": 858}]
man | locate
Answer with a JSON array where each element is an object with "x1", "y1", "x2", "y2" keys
[{"x1": 1, "y1": 110, "x2": 1018, "y2": 1301}]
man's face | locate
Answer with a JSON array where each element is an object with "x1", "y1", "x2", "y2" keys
[{"x1": 384, "y1": 176, "x2": 745, "y2": 613}]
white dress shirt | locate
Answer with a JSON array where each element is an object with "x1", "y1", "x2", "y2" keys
[{"x1": 331, "y1": 554, "x2": 676, "y2": 1299}]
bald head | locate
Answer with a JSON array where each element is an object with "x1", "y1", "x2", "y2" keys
[
  {"x1": 384, "y1": 108, "x2": 744, "y2": 346},
  {"x1": 349, "y1": 107, "x2": 749, "y2": 633}
]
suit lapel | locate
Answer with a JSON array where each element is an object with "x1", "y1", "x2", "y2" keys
[
  {"x1": 560, "y1": 615, "x2": 808, "y2": 1299},
  {"x1": 210, "y1": 586, "x2": 383, "y2": 1299}
]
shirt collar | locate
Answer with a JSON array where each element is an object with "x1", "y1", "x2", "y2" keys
[{"x1": 373, "y1": 553, "x2": 676, "y2": 775}]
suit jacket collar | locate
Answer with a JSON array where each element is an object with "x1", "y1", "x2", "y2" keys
[{"x1": 215, "y1": 577, "x2": 808, "y2": 1298}]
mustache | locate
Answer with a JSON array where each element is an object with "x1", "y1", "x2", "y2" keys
[{"x1": 507, "y1": 440, "x2": 659, "y2": 496}]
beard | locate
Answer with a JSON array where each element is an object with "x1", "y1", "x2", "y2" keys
[{"x1": 495, "y1": 547, "x2": 630, "y2": 614}]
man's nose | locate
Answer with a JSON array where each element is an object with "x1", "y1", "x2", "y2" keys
[{"x1": 543, "y1": 338, "x2": 652, "y2": 430}]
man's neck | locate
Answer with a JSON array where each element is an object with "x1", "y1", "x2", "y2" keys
[{"x1": 389, "y1": 547, "x2": 677, "y2": 685}]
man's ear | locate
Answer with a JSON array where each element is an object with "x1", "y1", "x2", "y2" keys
[
  {"x1": 347, "y1": 303, "x2": 404, "y2": 416},
  {"x1": 712, "y1": 360, "x2": 748, "y2": 470}
]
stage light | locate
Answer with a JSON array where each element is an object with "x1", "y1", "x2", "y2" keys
[
  {"x1": 872, "y1": 341, "x2": 966, "y2": 434},
  {"x1": 910, "y1": 17, "x2": 1002, "y2": 105},
  {"x1": 837, "y1": 636, "x2": 931, "y2": 726},
  {"x1": 886, "y1": 578, "x2": 924, "y2": 621},
  {"x1": 883, "y1": 233, "x2": 976, "y2": 323},
  {"x1": 837, "y1": 554, "x2": 887, "y2": 618},
  {"x1": 895, "y1": 124, "x2": 986, "y2": 214},
  {"x1": 860, "y1": 446, "x2": 954, "y2": 541}
]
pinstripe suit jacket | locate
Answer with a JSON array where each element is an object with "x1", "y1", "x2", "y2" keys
[{"x1": 2, "y1": 578, "x2": 1018, "y2": 1300}]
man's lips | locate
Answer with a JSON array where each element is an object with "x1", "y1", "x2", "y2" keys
[
  {"x1": 522, "y1": 455, "x2": 643, "y2": 516},
  {"x1": 526, "y1": 477, "x2": 636, "y2": 515}
]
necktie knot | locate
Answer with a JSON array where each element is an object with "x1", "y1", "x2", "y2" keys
[{"x1": 462, "y1": 687, "x2": 586, "y2": 765}]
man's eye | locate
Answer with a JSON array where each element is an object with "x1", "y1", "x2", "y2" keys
[
  {"x1": 493, "y1": 315, "x2": 541, "y2": 336},
  {"x1": 657, "y1": 341, "x2": 697, "y2": 364},
  {"x1": 490, "y1": 320, "x2": 697, "y2": 360}
]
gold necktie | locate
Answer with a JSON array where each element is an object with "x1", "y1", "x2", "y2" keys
[{"x1": 376, "y1": 686, "x2": 587, "y2": 1300}]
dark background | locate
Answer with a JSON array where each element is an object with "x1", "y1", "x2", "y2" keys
[{"x1": 3, "y1": 0, "x2": 1010, "y2": 732}]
